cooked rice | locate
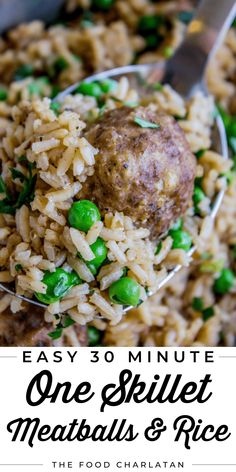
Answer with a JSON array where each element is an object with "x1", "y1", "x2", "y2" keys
[{"x1": 0, "y1": 0, "x2": 235, "y2": 347}]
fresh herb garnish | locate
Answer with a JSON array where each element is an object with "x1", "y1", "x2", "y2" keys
[
  {"x1": 152, "y1": 82, "x2": 163, "y2": 91},
  {"x1": 195, "y1": 149, "x2": 206, "y2": 159},
  {"x1": 231, "y1": 245, "x2": 236, "y2": 259},
  {"x1": 200, "y1": 252, "x2": 212, "y2": 260},
  {"x1": 155, "y1": 241, "x2": 162, "y2": 255},
  {"x1": 14, "y1": 64, "x2": 34, "y2": 81},
  {"x1": 192, "y1": 297, "x2": 204, "y2": 311},
  {"x1": 192, "y1": 297, "x2": 215, "y2": 322},
  {"x1": 202, "y1": 306, "x2": 215, "y2": 322},
  {"x1": 124, "y1": 101, "x2": 138, "y2": 108},
  {"x1": 217, "y1": 105, "x2": 236, "y2": 158},
  {"x1": 28, "y1": 77, "x2": 50, "y2": 97},
  {"x1": 48, "y1": 327, "x2": 64, "y2": 340},
  {"x1": 50, "y1": 101, "x2": 61, "y2": 115},
  {"x1": 51, "y1": 85, "x2": 61, "y2": 99},
  {"x1": 229, "y1": 136, "x2": 236, "y2": 153},
  {"x1": 200, "y1": 259, "x2": 224, "y2": 274},
  {"x1": 48, "y1": 314, "x2": 75, "y2": 340},
  {"x1": 134, "y1": 116, "x2": 160, "y2": 129},
  {"x1": 0, "y1": 176, "x2": 6, "y2": 193},
  {"x1": 15, "y1": 264, "x2": 23, "y2": 272},
  {"x1": 54, "y1": 56, "x2": 69, "y2": 73},
  {"x1": 163, "y1": 46, "x2": 174, "y2": 58},
  {"x1": 0, "y1": 160, "x2": 37, "y2": 215},
  {"x1": 87, "y1": 326, "x2": 103, "y2": 346},
  {"x1": 0, "y1": 88, "x2": 8, "y2": 101}
]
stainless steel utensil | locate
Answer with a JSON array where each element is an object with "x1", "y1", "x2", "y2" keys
[
  {"x1": 0, "y1": 0, "x2": 64, "y2": 33},
  {"x1": 1, "y1": 0, "x2": 235, "y2": 310}
]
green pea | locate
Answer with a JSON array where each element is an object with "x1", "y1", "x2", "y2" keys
[
  {"x1": 109, "y1": 277, "x2": 141, "y2": 306},
  {"x1": 0, "y1": 88, "x2": 8, "y2": 101},
  {"x1": 92, "y1": 0, "x2": 114, "y2": 10},
  {"x1": 213, "y1": 268, "x2": 235, "y2": 295},
  {"x1": 138, "y1": 15, "x2": 163, "y2": 35},
  {"x1": 75, "y1": 81, "x2": 103, "y2": 98},
  {"x1": 35, "y1": 268, "x2": 81, "y2": 304},
  {"x1": 98, "y1": 79, "x2": 117, "y2": 94},
  {"x1": 88, "y1": 326, "x2": 102, "y2": 346},
  {"x1": 68, "y1": 200, "x2": 101, "y2": 232},
  {"x1": 14, "y1": 64, "x2": 34, "y2": 81},
  {"x1": 169, "y1": 229, "x2": 192, "y2": 251},
  {"x1": 195, "y1": 149, "x2": 206, "y2": 159},
  {"x1": 84, "y1": 237, "x2": 107, "y2": 275}
]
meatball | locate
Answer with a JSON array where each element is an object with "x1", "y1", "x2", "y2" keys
[
  {"x1": 83, "y1": 106, "x2": 196, "y2": 239},
  {"x1": 0, "y1": 306, "x2": 88, "y2": 347}
]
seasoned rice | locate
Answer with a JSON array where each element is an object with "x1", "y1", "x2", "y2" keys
[{"x1": 0, "y1": 0, "x2": 235, "y2": 347}]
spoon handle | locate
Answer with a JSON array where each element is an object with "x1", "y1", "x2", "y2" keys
[{"x1": 166, "y1": 0, "x2": 236, "y2": 96}]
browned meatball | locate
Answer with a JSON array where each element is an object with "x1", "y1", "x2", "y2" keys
[{"x1": 83, "y1": 106, "x2": 196, "y2": 239}]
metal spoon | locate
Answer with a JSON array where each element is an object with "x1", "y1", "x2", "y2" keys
[{"x1": 1, "y1": 0, "x2": 235, "y2": 309}]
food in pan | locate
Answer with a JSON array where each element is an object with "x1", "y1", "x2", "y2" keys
[
  {"x1": 0, "y1": 0, "x2": 235, "y2": 347},
  {"x1": 0, "y1": 77, "x2": 229, "y2": 336}
]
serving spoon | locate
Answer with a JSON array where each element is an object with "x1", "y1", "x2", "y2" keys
[{"x1": 1, "y1": 0, "x2": 236, "y2": 310}]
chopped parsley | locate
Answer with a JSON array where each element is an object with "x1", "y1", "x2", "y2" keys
[
  {"x1": 48, "y1": 314, "x2": 75, "y2": 340},
  {"x1": 0, "y1": 88, "x2": 8, "y2": 101},
  {"x1": 28, "y1": 77, "x2": 50, "y2": 97},
  {"x1": 15, "y1": 264, "x2": 23, "y2": 272},
  {"x1": 231, "y1": 245, "x2": 236, "y2": 259},
  {"x1": 200, "y1": 259, "x2": 224, "y2": 274},
  {"x1": 195, "y1": 149, "x2": 206, "y2": 159},
  {"x1": 152, "y1": 82, "x2": 163, "y2": 91},
  {"x1": 54, "y1": 56, "x2": 69, "y2": 73},
  {"x1": 229, "y1": 136, "x2": 236, "y2": 153},
  {"x1": 0, "y1": 176, "x2": 6, "y2": 193},
  {"x1": 14, "y1": 64, "x2": 34, "y2": 81},
  {"x1": 50, "y1": 101, "x2": 61, "y2": 115},
  {"x1": 111, "y1": 96, "x2": 138, "y2": 108},
  {"x1": 87, "y1": 326, "x2": 103, "y2": 346},
  {"x1": 217, "y1": 105, "x2": 236, "y2": 160},
  {"x1": 155, "y1": 241, "x2": 162, "y2": 255},
  {"x1": 192, "y1": 297, "x2": 215, "y2": 322},
  {"x1": 163, "y1": 46, "x2": 174, "y2": 58},
  {"x1": 134, "y1": 116, "x2": 160, "y2": 129},
  {"x1": 192, "y1": 297, "x2": 204, "y2": 312},
  {"x1": 0, "y1": 160, "x2": 36, "y2": 215},
  {"x1": 202, "y1": 306, "x2": 215, "y2": 322}
]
